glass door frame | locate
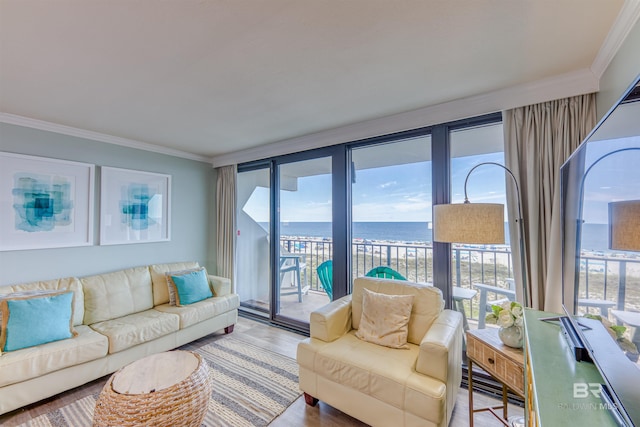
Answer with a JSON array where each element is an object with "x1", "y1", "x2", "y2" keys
[
  {"x1": 236, "y1": 160, "x2": 273, "y2": 318},
  {"x1": 271, "y1": 145, "x2": 346, "y2": 332}
]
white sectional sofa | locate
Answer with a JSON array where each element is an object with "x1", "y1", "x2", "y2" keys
[{"x1": 0, "y1": 261, "x2": 239, "y2": 415}]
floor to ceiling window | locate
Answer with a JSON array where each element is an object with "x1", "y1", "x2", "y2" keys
[
  {"x1": 351, "y1": 136, "x2": 433, "y2": 283},
  {"x1": 236, "y1": 113, "x2": 504, "y2": 334},
  {"x1": 449, "y1": 122, "x2": 512, "y2": 331}
]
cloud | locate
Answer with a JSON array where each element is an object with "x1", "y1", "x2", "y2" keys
[
  {"x1": 353, "y1": 199, "x2": 432, "y2": 221},
  {"x1": 379, "y1": 181, "x2": 397, "y2": 189}
]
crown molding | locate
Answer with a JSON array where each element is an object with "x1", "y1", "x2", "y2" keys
[
  {"x1": 0, "y1": 113, "x2": 212, "y2": 163},
  {"x1": 211, "y1": 68, "x2": 599, "y2": 168},
  {"x1": 591, "y1": 0, "x2": 640, "y2": 79}
]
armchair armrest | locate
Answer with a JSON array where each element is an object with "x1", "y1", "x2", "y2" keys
[
  {"x1": 415, "y1": 309, "x2": 463, "y2": 384},
  {"x1": 310, "y1": 295, "x2": 352, "y2": 342},
  {"x1": 208, "y1": 275, "x2": 231, "y2": 297}
]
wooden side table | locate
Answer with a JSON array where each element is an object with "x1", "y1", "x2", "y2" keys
[{"x1": 467, "y1": 328, "x2": 524, "y2": 427}]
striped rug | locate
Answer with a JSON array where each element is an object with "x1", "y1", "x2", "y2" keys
[{"x1": 18, "y1": 336, "x2": 302, "y2": 427}]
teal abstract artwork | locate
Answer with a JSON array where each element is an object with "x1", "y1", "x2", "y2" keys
[
  {"x1": 12, "y1": 174, "x2": 74, "y2": 232},
  {"x1": 119, "y1": 183, "x2": 158, "y2": 230},
  {"x1": 100, "y1": 166, "x2": 169, "y2": 245}
]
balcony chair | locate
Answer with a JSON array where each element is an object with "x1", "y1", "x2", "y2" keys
[
  {"x1": 365, "y1": 266, "x2": 407, "y2": 280},
  {"x1": 577, "y1": 298, "x2": 616, "y2": 317},
  {"x1": 475, "y1": 278, "x2": 516, "y2": 329},
  {"x1": 316, "y1": 260, "x2": 333, "y2": 300},
  {"x1": 279, "y1": 249, "x2": 309, "y2": 302}
]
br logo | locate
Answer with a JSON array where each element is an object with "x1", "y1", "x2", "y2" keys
[{"x1": 573, "y1": 383, "x2": 602, "y2": 399}]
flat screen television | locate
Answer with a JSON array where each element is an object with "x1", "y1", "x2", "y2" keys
[{"x1": 561, "y1": 74, "x2": 640, "y2": 426}]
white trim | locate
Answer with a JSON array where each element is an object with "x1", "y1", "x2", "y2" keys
[
  {"x1": 211, "y1": 68, "x2": 599, "y2": 167},
  {"x1": 591, "y1": 0, "x2": 640, "y2": 79},
  {"x1": 0, "y1": 112, "x2": 212, "y2": 164}
]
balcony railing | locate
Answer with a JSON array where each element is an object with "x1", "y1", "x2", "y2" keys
[{"x1": 281, "y1": 237, "x2": 640, "y2": 319}]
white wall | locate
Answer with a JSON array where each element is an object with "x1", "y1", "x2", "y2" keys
[
  {"x1": 0, "y1": 123, "x2": 216, "y2": 286},
  {"x1": 597, "y1": 19, "x2": 640, "y2": 120}
]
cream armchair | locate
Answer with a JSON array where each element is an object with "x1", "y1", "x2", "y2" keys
[{"x1": 297, "y1": 277, "x2": 463, "y2": 427}]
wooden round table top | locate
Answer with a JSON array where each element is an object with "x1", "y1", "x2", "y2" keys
[{"x1": 112, "y1": 350, "x2": 199, "y2": 395}]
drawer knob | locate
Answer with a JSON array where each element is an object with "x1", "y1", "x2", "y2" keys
[{"x1": 487, "y1": 357, "x2": 495, "y2": 364}]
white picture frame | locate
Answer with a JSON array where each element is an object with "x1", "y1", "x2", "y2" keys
[
  {"x1": 0, "y1": 152, "x2": 95, "y2": 251},
  {"x1": 100, "y1": 167, "x2": 171, "y2": 245}
]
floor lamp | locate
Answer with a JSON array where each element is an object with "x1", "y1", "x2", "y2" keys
[{"x1": 433, "y1": 162, "x2": 530, "y2": 308}]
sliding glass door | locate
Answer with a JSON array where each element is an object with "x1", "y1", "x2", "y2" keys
[
  {"x1": 236, "y1": 166, "x2": 271, "y2": 317},
  {"x1": 276, "y1": 155, "x2": 333, "y2": 325}
]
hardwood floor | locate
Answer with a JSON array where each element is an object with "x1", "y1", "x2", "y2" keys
[{"x1": 0, "y1": 316, "x2": 523, "y2": 426}]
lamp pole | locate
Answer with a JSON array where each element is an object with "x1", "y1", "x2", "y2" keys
[{"x1": 464, "y1": 162, "x2": 529, "y2": 307}]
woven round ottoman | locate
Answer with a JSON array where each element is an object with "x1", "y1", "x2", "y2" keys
[{"x1": 93, "y1": 350, "x2": 211, "y2": 427}]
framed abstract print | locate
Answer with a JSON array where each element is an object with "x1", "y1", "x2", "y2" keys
[
  {"x1": 100, "y1": 167, "x2": 171, "y2": 245},
  {"x1": 0, "y1": 152, "x2": 95, "y2": 251}
]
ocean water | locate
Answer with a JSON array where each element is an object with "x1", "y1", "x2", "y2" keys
[
  {"x1": 265, "y1": 222, "x2": 609, "y2": 249},
  {"x1": 268, "y1": 222, "x2": 506, "y2": 244},
  {"x1": 269, "y1": 222, "x2": 430, "y2": 242}
]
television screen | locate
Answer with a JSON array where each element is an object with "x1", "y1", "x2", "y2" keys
[{"x1": 561, "y1": 75, "x2": 640, "y2": 427}]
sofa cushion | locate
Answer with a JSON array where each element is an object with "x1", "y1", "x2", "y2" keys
[
  {"x1": 154, "y1": 293, "x2": 240, "y2": 329},
  {"x1": 165, "y1": 267, "x2": 203, "y2": 305},
  {"x1": 81, "y1": 266, "x2": 153, "y2": 325},
  {"x1": 298, "y1": 331, "x2": 446, "y2": 424},
  {"x1": 0, "y1": 325, "x2": 108, "y2": 387},
  {"x1": 0, "y1": 277, "x2": 84, "y2": 326},
  {"x1": 355, "y1": 288, "x2": 413, "y2": 349},
  {"x1": 1, "y1": 290, "x2": 77, "y2": 352},
  {"x1": 352, "y1": 277, "x2": 444, "y2": 345},
  {"x1": 89, "y1": 309, "x2": 179, "y2": 354},
  {"x1": 149, "y1": 262, "x2": 200, "y2": 306},
  {"x1": 168, "y1": 268, "x2": 212, "y2": 306}
]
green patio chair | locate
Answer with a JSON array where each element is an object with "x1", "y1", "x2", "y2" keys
[
  {"x1": 316, "y1": 260, "x2": 333, "y2": 300},
  {"x1": 365, "y1": 266, "x2": 407, "y2": 281}
]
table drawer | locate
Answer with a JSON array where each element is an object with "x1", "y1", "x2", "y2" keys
[{"x1": 467, "y1": 333, "x2": 525, "y2": 395}]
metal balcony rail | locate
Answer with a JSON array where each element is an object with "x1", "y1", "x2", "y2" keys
[{"x1": 281, "y1": 237, "x2": 640, "y2": 319}]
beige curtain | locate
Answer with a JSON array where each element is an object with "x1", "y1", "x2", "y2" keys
[
  {"x1": 216, "y1": 165, "x2": 237, "y2": 291},
  {"x1": 503, "y1": 93, "x2": 596, "y2": 311}
]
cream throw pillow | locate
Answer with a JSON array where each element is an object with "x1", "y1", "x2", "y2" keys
[{"x1": 355, "y1": 288, "x2": 414, "y2": 349}]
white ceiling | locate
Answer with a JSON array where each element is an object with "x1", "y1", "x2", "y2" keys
[{"x1": 0, "y1": 0, "x2": 636, "y2": 163}]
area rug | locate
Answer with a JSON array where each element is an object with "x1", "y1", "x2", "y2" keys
[{"x1": 18, "y1": 336, "x2": 302, "y2": 427}]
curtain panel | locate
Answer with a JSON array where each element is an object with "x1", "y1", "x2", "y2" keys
[
  {"x1": 216, "y1": 164, "x2": 237, "y2": 291},
  {"x1": 503, "y1": 93, "x2": 596, "y2": 311}
]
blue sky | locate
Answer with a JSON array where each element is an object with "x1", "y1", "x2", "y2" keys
[{"x1": 244, "y1": 151, "x2": 509, "y2": 223}]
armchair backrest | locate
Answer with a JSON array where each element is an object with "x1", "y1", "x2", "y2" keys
[{"x1": 352, "y1": 277, "x2": 444, "y2": 345}]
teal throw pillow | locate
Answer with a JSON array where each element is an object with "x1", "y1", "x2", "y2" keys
[
  {"x1": 1, "y1": 291, "x2": 76, "y2": 352},
  {"x1": 169, "y1": 269, "x2": 212, "y2": 305}
]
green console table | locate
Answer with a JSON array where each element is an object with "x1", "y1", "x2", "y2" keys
[{"x1": 523, "y1": 309, "x2": 620, "y2": 426}]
